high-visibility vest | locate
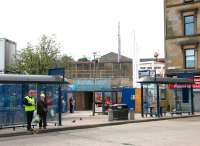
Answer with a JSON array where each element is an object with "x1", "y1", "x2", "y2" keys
[{"x1": 24, "y1": 96, "x2": 35, "y2": 112}]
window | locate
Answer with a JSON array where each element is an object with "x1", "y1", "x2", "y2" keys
[
  {"x1": 182, "y1": 88, "x2": 189, "y2": 103},
  {"x1": 154, "y1": 67, "x2": 161, "y2": 69},
  {"x1": 185, "y1": 49, "x2": 195, "y2": 69},
  {"x1": 140, "y1": 67, "x2": 146, "y2": 70},
  {"x1": 184, "y1": 15, "x2": 195, "y2": 35}
]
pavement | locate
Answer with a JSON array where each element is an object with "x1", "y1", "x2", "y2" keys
[
  {"x1": 0, "y1": 111, "x2": 199, "y2": 138},
  {"x1": 1, "y1": 116, "x2": 200, "y2": 146}
]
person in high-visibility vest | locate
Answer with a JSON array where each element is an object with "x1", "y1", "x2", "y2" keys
[{"x1": 23, "y1": 90, "x2": 36, "y2": 131}]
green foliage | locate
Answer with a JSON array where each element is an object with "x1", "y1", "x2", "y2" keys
[
  {"x1": 36, "y1": 35, "x2": 60, "y2": 74},
  {"x1": 78, "y1": 56, "x2": 90, "y2": 62},
  {"x1": 57, "y1": 55, "x2": 75, "y2": 78},
  {"x1": 6, "y1": 35, "x2": 64, "y2": 74},
  {"x1": 59, "y1": 55, "x2": 74, "y2": 66}
]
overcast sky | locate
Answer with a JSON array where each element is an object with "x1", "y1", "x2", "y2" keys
[{"x1": 0, "y1": 0, "x2": 164, "y2": 60}]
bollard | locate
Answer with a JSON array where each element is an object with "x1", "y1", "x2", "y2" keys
[
  {"x1": 108, "y1": 109, "x2": 113, "y2": 121},
  {"x1": 129, "y1": 108, "x2": 135, "y2": 120}
]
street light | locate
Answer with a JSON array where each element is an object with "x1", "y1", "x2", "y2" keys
[
  {"x1": 154, "y1": 52, "x2": 160, "y2": 117},
  {"x1": 154, "y1": 52, "x2": 159, "y2": 80},
  {"x1": 92, "y1": 52, "x2": 97, "y2": 116}
]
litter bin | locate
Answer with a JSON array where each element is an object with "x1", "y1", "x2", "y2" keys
[{"x1": 111, "y1": 104, "x2": 128, "y2": 120}]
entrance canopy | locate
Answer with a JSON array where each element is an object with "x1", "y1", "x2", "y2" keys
[{"x1": 138, "y1": 77, "x2": 194, "y2": 117}]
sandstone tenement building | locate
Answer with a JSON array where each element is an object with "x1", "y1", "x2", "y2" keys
[
  {"x1": 165, "y1": 0, "x2": 200, "y2": 75},
  {"x1": 165, "y1": 0, "x2": 200, "y2": 112}
]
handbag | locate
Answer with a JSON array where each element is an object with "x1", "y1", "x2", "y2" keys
[{"x1": 32, "y1": 110, "x2": 40, "y2": 123}]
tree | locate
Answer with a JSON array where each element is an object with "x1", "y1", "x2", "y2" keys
[
  {"x1": 36, "y1": 35, "x2": 60, "y2": 74},
  {"x1": 78, "y1": 56, "x2": 90, "y2": 62},
  {"x1": 6, "y1": 35, "x2": 61, "y2": 74},
  {"x1": 57, "y1": 55, "x2": 75, "y2": 78},
  {"x1": 58, "y1": 55, "x2": 74, "y2": 66}
]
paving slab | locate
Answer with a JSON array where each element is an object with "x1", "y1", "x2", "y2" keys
[{"x1": 0, "y1": 111, "x2": 199, "y2": 138}]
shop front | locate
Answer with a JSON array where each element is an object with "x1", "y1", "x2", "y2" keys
[{"x1": 65, "y1": 79, "x2": 135, "y2": 114}]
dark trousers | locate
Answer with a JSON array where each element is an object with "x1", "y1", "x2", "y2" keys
[
  {"x1": 70, "y1": 104, "x2": 73, "y2": 113},
  {"x1": 26, "y1": 111, "x2": 33, "y2": 130},
  {"x1": 39, "y1": 113, "x2": 47, "y2": 128}
]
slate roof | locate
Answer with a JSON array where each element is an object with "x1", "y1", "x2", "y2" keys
[{"x1": 99, "y1": 52, "x2": 132, "y2": 62}]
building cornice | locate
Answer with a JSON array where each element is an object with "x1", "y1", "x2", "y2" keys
[
  {"x1": 166, "y1": 33, "x2": 200, "y2": 40},
  {"x1": 166, "y1": 1, "x2": 200, "y2": 8}
]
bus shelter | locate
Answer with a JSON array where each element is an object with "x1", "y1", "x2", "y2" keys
[
  {"x1": 0, "y1": 74, "x2": 68, "y2": 128},
  {"x1": 138, "y1": 77, "x2": 194, "y2": 117}
]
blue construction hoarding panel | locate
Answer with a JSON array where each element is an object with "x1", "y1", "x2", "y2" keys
[
  {"x1": 122, "y1": 87, "x2": 135, "y2": 110},
  {"x1": 48, "y1": 68, "x2": 65, "y2": 76}
]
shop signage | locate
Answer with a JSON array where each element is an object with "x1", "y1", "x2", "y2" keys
[{"x1": 168, "y1": 76, "x2": 200, "y2": 89}]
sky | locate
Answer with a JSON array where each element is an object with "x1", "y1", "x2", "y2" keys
[{"x1": 0, "y1": 0, "x2": 164, "y2": 60}]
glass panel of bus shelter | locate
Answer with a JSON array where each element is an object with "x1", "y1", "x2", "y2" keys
[
  {"x1": 0, "y1": 84, "x2": 24, "y2": 126},
  {"x1": 39, "y1": 84, "x2": 59, "y2": 123},
  {"x1": 112, "y1": 92, "x2": 119, "y2": 104},
  {"x1": 159, "y1": 84, "x2": 168, "y2": 113},
  {"x1": 180, "y1": 87, "x2": 191, "y2": 113},
  {"x1": 104, "y1": 92, "x2": 112, "y2": 112},
  {"x1": 95, "y1": 92, "x2": 103, "y2": 113},
  {"x1": 117, "y1": 92, "x2": 122, "y2": 104},
  {"x1": 193, "y1": 89, "x2": 200, "y2": 112},
  {"x1": 61, "y1": 85, "x2": 68, "y2": 113},
  {"x1": 167, "y1": 86, "x2": 191, "y2": 113},
  {"x1": 143, "y1": 84, "x2": 157, "y2": 116}
]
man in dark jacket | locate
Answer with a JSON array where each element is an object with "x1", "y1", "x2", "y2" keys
[{"x1": 37, "y1": 93, "x2": 48, "y2": 129}]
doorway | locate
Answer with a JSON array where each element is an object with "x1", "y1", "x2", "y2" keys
[{"x1": 84, "y1": 92, "x2": 93, "y2": 110}]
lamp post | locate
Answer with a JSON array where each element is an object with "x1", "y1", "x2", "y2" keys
[
  {"x1": 92, "y1": 52, "x2": 97, "y2": 116},
  {"x1": 154, "y1": 52, "x2": 160, "y2": 117},
  {"x1": 154, "y1": 52, "x2": 159, "y2": 80}
]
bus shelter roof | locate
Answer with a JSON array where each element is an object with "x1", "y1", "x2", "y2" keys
[
  {"x1": 138, "y1": 76, "x2": 194, "y2": 84},
  {"x1": 0, "y1": 74, "x2": 69, "y2": 84}
]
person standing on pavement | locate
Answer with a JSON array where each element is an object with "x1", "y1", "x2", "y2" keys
[
  {"x1": 37, "y1": 93, "x2": 48, "y2": 129},
  {"x1": 69, "y1": 96, "x2": 74, "y2": 113},
  {"x1": 23, "y1": 90, "x2": 36, "y2": 131},
  {"x1": 61, "y1": 96, "x2": 66, "y2": 113}
]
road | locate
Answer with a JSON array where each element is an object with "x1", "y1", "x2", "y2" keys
[{"x1": 0, "y1": 117, "x2": 200, "y2": 146}]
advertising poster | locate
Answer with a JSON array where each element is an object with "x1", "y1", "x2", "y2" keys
[{"x1": 95, "y1": 92, "x2": 103, "y2": 112}]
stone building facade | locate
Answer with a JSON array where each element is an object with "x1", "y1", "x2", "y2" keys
[
  {"x1": 165, "y1": 0, "x2": 200, "y2": 74},
  {"x1": 66, "y1": 52, "x2": 133, "y2": 110},
  {"x1": 165, "y1": 0, "x2": 200, "y2": 111}
]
